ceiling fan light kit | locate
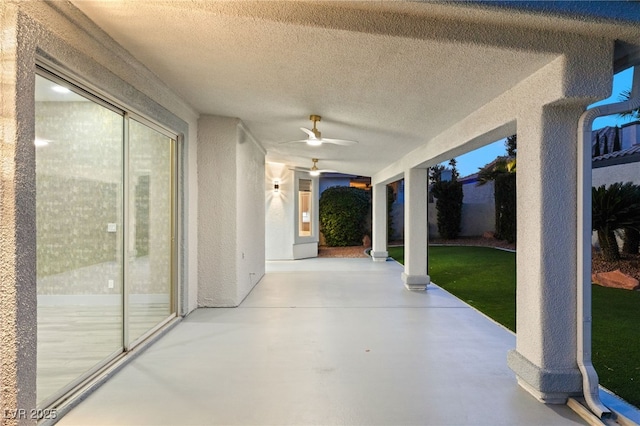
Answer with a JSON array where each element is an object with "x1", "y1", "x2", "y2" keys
[
  {"x1": 280, "y1": 114, "x2": 358, "y2": 147},
  {"x1": 309, "y1": 158, "x2": 321, "y2": 176}
]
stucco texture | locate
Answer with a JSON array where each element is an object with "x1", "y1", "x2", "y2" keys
[
  {"x1": 198, "y1": 116, "x2": 266, "y2": 307},
  {"x1": 1, "y1": 6, "x2": 38, "y2": 424},
  {"x1": 2, "y1": 2, "x2": 198, "y2": 420}
]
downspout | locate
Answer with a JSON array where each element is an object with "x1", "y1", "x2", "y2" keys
[{"x1": 576, "y1": 65, "x2": 640, "y2": 418}]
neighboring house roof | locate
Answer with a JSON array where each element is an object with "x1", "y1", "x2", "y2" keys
[
  {"x1": 592, "y1": 144, "x2": 640, "y2": 168},
  {"x1": 459, "y1": 173, "x2": 480, "y2": 185},
  {"x1": 592, "y1": 121, "x2": 640, "y2": 156}
]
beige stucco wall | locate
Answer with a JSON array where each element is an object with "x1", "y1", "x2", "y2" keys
[
  {"x1": 198, "y1": 116, "x2": 266, "y2": 306},
  {"x1": 592, "y1": 162, "x2": 640, "y2": 188},
  {"x1": 265, "y1": 163, "x2": 295, "y2": 260},
  {"x1": 236, "y1": 125, "x2": 266, "y2": 301}
]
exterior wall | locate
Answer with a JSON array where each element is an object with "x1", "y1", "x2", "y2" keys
[
  {"x1": 427, "y1": 203, "x2": 495, "y2": 239},
  {"x1": 427, "y1": 181, "x2": 495, "y2": 239},
  {"x1": 197, "y1": 116, "x2": 237, "y2": 306},
  {"x1": 1, "y1": 7, "x2": 37, "y2": 421},
  {"x1": 592, "y1": 162, "x2": 640, "y2": 187},
  {"x1": 236, "y1": 125, "x2": 266, "y2": 301},
  {"x1": 463, "y1": 180, "x2": 494, "y2": 204},
  {"x1": 265, "y1": 164, "x2": 295, "y2": 260},
  {"x1": 460, "y1": 181, "x2": 495, "y2": 237},
  {"x1": 1, "y1": 1, "x2": 199, "y2": 422},
  {"x1": 265, "y1": 165, "x2": 319, "y2": 259},
  {"x1": 198, "y1": 116, "x2": 266, "y2": 306}
]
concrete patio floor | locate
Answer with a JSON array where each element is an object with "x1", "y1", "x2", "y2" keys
[{"x1": 58, "y1": 258, "x2": 586, "y2": 425}]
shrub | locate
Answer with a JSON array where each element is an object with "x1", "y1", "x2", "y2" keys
[
  {"x1": 494, "y1": 172, "x2": 516, "y2": 243},
  {"x1": 477, "y1": 156, "x2": 517, "y2": 243},
  {"x1": 622, "y1": 183, "x2": 640, "y2": 255},
  {"x1": 430, "y1": 160, "x2": 463, "y2": 240},
  {"x1": 319, "y1": 186, "x2": 370, "y2": 246},
  {"x1": 387, "y1": 184, "x2": 396, "y2": 242}
]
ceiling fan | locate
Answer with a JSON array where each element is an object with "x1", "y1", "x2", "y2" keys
[
  {"x1": 291, "y1": 158, "x2": 337, "y2": 176},
  {"x1": 281, "y1": 115, "x2": 358, "y2": 147}
]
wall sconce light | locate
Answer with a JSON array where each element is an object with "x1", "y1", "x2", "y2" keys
[{"x1": 273, "y1": 180, "x2": 280, "y2": 193}]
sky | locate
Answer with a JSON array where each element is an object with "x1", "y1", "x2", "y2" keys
[{"x1": 447, "y1": 67, "x2": 636, "y2": 178}]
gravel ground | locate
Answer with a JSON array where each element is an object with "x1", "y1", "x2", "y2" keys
[{"x1": 592, "y1": 250, "x2": 640, "y2": 282}]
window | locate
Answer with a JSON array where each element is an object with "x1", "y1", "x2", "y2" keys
[{"x1": 298, "y1": 178, "x2": 312, "y2": 237}]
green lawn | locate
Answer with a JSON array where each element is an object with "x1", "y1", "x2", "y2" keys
[{"x1": 388, "y1": 245, "x2": 640, "y2": 408}]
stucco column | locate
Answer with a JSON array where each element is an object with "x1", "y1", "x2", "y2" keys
[
  {"x1": 0, "y1": 5, "x2": 38, "y2": 424},
  {"x1": 371, "y1": 182, "x2": 388, "y2": 262},
  {"x1": 401, "y1": 167, "x2": 429, "y2": 290},
  {"x1": 198, "y1": 116, "x2": 266, "y2": 307},
  {"x1": 507, "y1": 104, "x2": 589, "y2": 403}
]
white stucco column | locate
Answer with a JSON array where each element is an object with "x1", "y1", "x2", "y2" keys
[
  {"x1": 371, "y1": 182, "x2": 389, "y2": 262},
  {"x1": 507, "y1": 104, "x2": 590, "y2": 403},
  {"x1": 401, "y1": 167, "x2": 429, "y2": 290}
]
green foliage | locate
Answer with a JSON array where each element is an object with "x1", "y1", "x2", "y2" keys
[
  {"x1": 592, "y1": 182, "x2": 640, "y2": 261},
  {"x1": 477, "y1": 148, "x2": 517, "y2": 243},
  {"x1": 622, "y1": 228, "x2": 639, "y2": 254},
  {"x1": 494, "y1": 173, "x2": 516, "y2": 243},
  {"x1": 387, "y1": 184, "x2": 395, "y2": 242},
  {"x1": 430, "y1": 160, "x2": 463, "y2": 239},
  {"x1": 319, "y1": 186, "x2": 370, "y2": 247},
  {"x1": 505, "y1": 135, "x2": 517, "y2": 157},
  {"x1": 618, "y1": 89, "x2": 640, "y2": 120}
]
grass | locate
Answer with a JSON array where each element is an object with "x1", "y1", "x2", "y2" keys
[
  {"x1": 592, "y1": 285, "x2": 640, "y2": 408},
  {"x1": 389, "y1": 246, "x2": 516, "y2": 331},
  {"x1": 388, "y1": 245, "x2": 640, "y2": 408}
]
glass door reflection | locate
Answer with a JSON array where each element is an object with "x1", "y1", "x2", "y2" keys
[{"x1": 127, "y1": 119, "x2": 175, "y2": 346}]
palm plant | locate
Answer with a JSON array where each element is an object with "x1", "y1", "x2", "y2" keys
[
  {"x1": 618, "y1": 89, "x2": 640, "y2": 120},
  {"x1": 623, "y1": 228, "x2": 640, "y2": 254},
  {"x1": 592, "y1": 182, "x2": 640, "y2": 261}
]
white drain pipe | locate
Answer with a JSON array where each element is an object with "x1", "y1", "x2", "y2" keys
[{"x1": 576, "y1": 65, "x2": 639, "y2": 418}]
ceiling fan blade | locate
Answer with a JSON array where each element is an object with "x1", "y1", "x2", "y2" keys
[
  {"x1": 321, "y1": 138, "x2": 358, "y2": 146},
  {"x1": 279, "y1": 139, "x2": 310, "y2": 145},
  {"x1": 300, "y1": 127, "x2": 316, "y2": 138}
]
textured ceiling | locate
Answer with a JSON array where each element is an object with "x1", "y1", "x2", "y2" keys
[{"x1": 69, "y1": 1, "x2": 640, "y2": 177}]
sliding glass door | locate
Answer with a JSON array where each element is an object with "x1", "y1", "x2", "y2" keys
[
  {"x1": 35, "y1": 72, "x2": 177, "y2": 406},
  {"x1": 127, "y1": 119, "x2": 175, "y2": 346}
]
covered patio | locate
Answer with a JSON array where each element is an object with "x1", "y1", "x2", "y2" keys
[
  {"x1": 58, "y1": 258, "x2": 585, "y2": 425},
  {"x1": 3, "y1": 2, "x2": 640, "y2": 425}
]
